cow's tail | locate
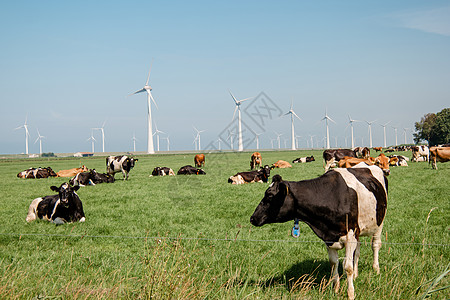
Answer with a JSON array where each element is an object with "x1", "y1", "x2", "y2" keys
[{"x1": 26, "y1": 198, "x2": 41, "y2": 222}]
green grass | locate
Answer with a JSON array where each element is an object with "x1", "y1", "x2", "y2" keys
[{"x1": 0, "y1": 150, "x2": 449, "y2": 299}]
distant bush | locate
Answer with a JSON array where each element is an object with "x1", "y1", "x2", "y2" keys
[{"x1": 41, "y1": 152, "x2": 56, "y2": 157}]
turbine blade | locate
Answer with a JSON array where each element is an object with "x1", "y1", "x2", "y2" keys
[
  {"x1": 229, "y1": 90, "x2": 238, "y2": 105},
  {"x1": 129, "y1": 88, "x2": 146, "y2": 96},
  {"x1": 232, "y1": 106, "x2": 238, "y2": 120},
  {"x1": 148, "y1": 91, "x2": 158, "y2": 109},
  {"x1": 292, "y1": 111, "x2": 302, "y2": 121},
  {"x1": 238, "y1": 96, "x2": 253, "y2": 103},
  {"x1": 146, "y1": 60, "x2": 153, "y2": 86}
]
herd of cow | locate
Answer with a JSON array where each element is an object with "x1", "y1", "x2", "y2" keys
[{"x1": 17, "y1": 145, "x2": 450, "y2": 300}]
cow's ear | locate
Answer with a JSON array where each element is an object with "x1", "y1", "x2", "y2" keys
[
  {"x1": 72, "y1": 186, "x2": 80, "y2": 192},
  {"x1": 278, "y1": 181, "x2": 289, "y2": 197},
  {"x1": 50, "y1": 186, "x2": 59, "y2": 192}
]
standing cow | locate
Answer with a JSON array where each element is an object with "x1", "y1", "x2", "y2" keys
[
  {"x1": 194, "y1": 154, "x2": 205, "y2": 167},
  {"x1": 250, "y1": 152, "x2": 262, "y2": 170},
  {"x1": 250, "y1": 164, "x2": 388, "y2": 300},
  {"x1": 26, "y1": 183, "x2": 85, "y2": 224},
  {"x1": 106, "y1": 156, "x2": 138, "y2": 180}
]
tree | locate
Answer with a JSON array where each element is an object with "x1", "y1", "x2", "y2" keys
[{"x1": 414, "y1": 108, "x2": 450, "y2": 145}]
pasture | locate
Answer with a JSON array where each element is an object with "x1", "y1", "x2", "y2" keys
[{"x1": 0, "y1": 150, "x2": 449, "y2": 299}]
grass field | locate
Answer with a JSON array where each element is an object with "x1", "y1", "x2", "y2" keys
[{"x1": 0, "y1": 150, "x2": 449, "y2": 299}]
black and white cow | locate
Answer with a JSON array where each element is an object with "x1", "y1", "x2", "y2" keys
[
  {"x1": 228, "y1": 165, "x2": 271, "y2": 184},
  {"x1": 292, "y1": 155, "x2": 315, "y2": 163},
  {"x1": 17, "y1": 167, "x2": 57, "y2": 179},
  {"x1": 106, "y1": 155, "x2": 138, "y2": 180},
  {"x1": 26, "y1": 183, "x2": 86, "y2": 225},
  {"x1": 91, "y1": 169, "x2": 115, "y2": 184},
  {"x1": 250, "y1": 164, "x2": 388, "y2": 300},
  {"x1": 177, "y1": 165, "x2": 206, "y2": 175},
  {"x1": 70, "y1": 169, "x2": 115, "y2": 186},
  {"x1": 150, "y1": 167, "x2": 175, "y2": 177}
]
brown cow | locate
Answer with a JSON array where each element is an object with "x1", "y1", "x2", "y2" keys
[
  {"x1": 429, "y1": 146, "x2": 450, "y2": 169},
  {"x1": 338, "y1": 156, "x2": 375, "y2": 168},
  {"x1": 194, "y1": 154, "x2": 205, "y2": 167},
  {"x1": 373, "y1": 147, "x2": 383, "y2": 152},
  {"x1": 250, "y1": 152, "x2": 262, "y2": 170},
  {"x1": 56, "y1": 165, "x2": 88, "y2": 177},
  {"x1": 271, "y1": 160, "x2": 292, "y2": 169},
  {"x1": 374, "y1": 153, "x2": 390, "y2": 175}
]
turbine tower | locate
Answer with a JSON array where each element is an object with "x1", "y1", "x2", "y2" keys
[
  {"x1": 87, "y1": 131, "x2": 96, "y2": 153},
  {"x1": 34, "y1": 129, "x2": 45, "y2": 155},
  {"x1": 131, "y1": 133, "x2": 138, "y2": 152},
  {"x1": 392, "y1": 126, "x2": 398, "y2": 146},
  {"x1": 93, "y1": 121, "x2": 106, "y2": 152},
  {"x1": 129, "y1": 61, "x2": 158, "y2": 154},
  {"x1": 274, "y1": 132, "x2": 283, "y2": 149},
  {"x1": 283, "y1": 100, "x2": 302, "y2": 150},
  {"x1": 403, "y1": 128, "x2": 410, "y2": 145},
  {"x1": 254, "y1": 132, "x2": 262, "y2": 150},
  {"x1": 229, "y1": 90, "x2": 252, "y2": 152},
  {"x1": 347, "y1": 115, "x2": 360, "y2": 148},
  {"x1": 162, "y1": 135, "x2": 170, "y2": 151},
  {"x1": 193, "y1": 126, "x2": 205, "y2": 151},
  {"x1": 153, "y1": 123, "x2": 165, "y2": 152},
  {"x1": 365, "y1": 120, "x2": 376, "y2": 148},
  {"x1": 15, "y1": 116, "x2": 30, "y2": 155},
  {"x1": 380, "y1": 121, "x2": 391, "y2": 148},
  {"x1": 321, "y1": 109, "x2": 336, "y2": 149}
]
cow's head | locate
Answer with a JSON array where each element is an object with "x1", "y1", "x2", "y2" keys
[
  {"x1": 151, "y1": 167, "x2": 161, "y2": 176},
  {"x1": 128, "y1": 158, "x2": 138, "y2": 168},
  {"x1": 250, "y1": 175, "x2": 294, "y2": 226},
  {"x1": 258, "y1": 165, "x2": 271, "y2": 182},
  {"x1": 308, "y1": 155, "x2": 315, "y2": 162},
  {"x1": 375, "y1": 154, "x2": 390, "y2": 176},
  {"x1": 80, "y1": 165, "x2": 88, "y2": 172},
  {"x1": 46, "y1": 167, "x2": 58, "y2": 177},
  {"x1": 50, "y1": 183, "x2": 79, "y2": 206},
  {"x1": 196, "y1": 168, "x2": 206, "y2": 175}
]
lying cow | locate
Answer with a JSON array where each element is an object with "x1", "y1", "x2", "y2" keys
[
  {"x1": 388, "y1": 155, "x2": 409, "y2": 167},
  {"x1": 57, "y1": 165, "x2": 88, "y2": 177},
  {"x1": 323, "y1": 149, "x2": 357, "y2": 172},
  {"x1": 250, "y1": 164, "x2": 388, "y2": 300},
  {"x1": 339, "y1": 154, "x2": 391, "y2": 176},
  {"x1": 411, "y1": 145, "x2": 429, "y2": 162},
  {"x1": 353, "y1": 147, "x2": 370, "y2": 159},
  {"x1": 70, "y1": 169, "x2": 115, "y2": 186},
  {"x1": 194, "y1": 154, "x2": 205, "y2": 167},
  {"x1": 17, "y1": 167, "x2": 57, "y2": 179},
  {"x1": 271, "y1": 160, "x2": 292, "y2": 169},
  {"x1": 150, "y1": 167, "x2": 175, "y2": 177},
  {"x1": 292, "y1": 155, "x2": 315, "y2": 163},
  {"x1": 373, "y1": 147, "x2": 383, "y2": 152},
  {"x1": 26, "y1": 182, "x2": 85, "y2": 224},
  {"x1": 429, "y1": 146, "x2": 450, "y2": 170},
  {"x1": 177, "y1": 165, "x2": 206, "y2": 175},
  {"x1": 228, "y1": 165, "x2": 270, "y2": 185},
  {"x1": 250, "y1": 152, "x2": 262, "y2": 170},
  {"x1": 106, "y1": 155, "x2": 138, "y2": 180}
]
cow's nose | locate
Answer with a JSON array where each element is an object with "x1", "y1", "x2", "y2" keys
[{"x1": 250, "y1": 216, "x2": 255, "y2": 224}]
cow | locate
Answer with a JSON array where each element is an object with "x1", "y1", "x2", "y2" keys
[
  {"x1": 411, "y1": 145, "x2": 429, "y2": 162},
  {"x1": 106, "y1": 156, "x2": 138, "y2": 180},
  {"x1": 388, "y1": 155, "x2": 409, "y2": 167},
  {"x1": 150, "y1": 167, "x2": 176, "y2": 177},
  {"x1": 177, "y1": 165, "x2": 206, "y2": 175},
  {"x1": 323, "y1": 149, "x2": 357, "y2": 172},
  {"x1": 194, "y1": 154, "x2": 205, "y2": 168},
  {"x1": 70, "y1": 169, "x2": 115, "y2": 186},
  {"x1": 228, "y1": 165, "x2": 270, "y2": 184},
  {"x1": 17, "y1": 167, "x2": 57, "y2": 179},
  {"x1": 292, "y1": 155, "x2": 315, "y2": 163},
  {"x1": 26, "y1": 182, "x2": 86, "y2": 225},
  {"x1": 429, "y1": 146, "x2": 450, "y2": 170},
  {"x1": 250, "y1": 164, "x2": 388, "y2": 300},
  {"x1": 250, "y1": 152, "x2": 262, "y2": 170},
  {"x1": 338, "y1": 156, "x2": 375, "y2": 168},
  {"x1": 271, "y1": 160, "x2": 292, "y2": 169},
  {"x1": 373, "y1": 147, "x2": 383, "y2": 152},
  {"x1": 56, "y1": 165, "x2": 88, "y2": 178},
  {"x1": 353, "y1": 147, "x2": 370, "y2": 159}
]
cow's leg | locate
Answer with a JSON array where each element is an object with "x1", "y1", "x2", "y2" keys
[
  {"x1": 122, "y1": 170, "x2": 128, "y2": 180},
  {"x1": 327, "y1": 247, "x2": 340, "y2": 293},
  {"x1": 343, "y1": 230, "x2": 357, "y2": 300},
  {"x1": 372, "y1": 225, "x2": 383, "y2": 274},
  {"x1": 353, "y1": 239, "x2": 361, "y2": 279},
  {"x1": 26, "y1": 198, "x2": 42, "y2": 222},
  {"x1": 432, "y1": 157, "x2": 437, "y2": 170}
]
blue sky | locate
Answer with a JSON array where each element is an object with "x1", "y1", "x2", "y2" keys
[{"x1": 1, "y1": 1, "x2": 449, "y2": 154}]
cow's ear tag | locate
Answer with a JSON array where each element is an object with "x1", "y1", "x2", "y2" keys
[{"x1": 291, "y1": 218, "x2": 300, "y2": 238}]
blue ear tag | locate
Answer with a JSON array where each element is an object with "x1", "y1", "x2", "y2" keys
[{"x1": 291, "y1": 218, "x2": 300, "y2": 238}]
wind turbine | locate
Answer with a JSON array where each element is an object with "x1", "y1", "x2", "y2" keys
[
  {"x1": 15, "y1": 116, "x2": 30, "y2": 155},
  {"x1": 34, "y1": 129, "x2": 45, "y2": 155},
  {"x1": 193, "y1": 126, "x2": 205, "y2": 151},
  {"x1": 131, "y1": 133, "x2": 138, "y2": 152},
  {"x1": 392, "y1": 126, "x2": 398, "y2": 146},
  {"x1": 216, "y1": 137, "x2": 222, "y2": 151},
  {"x1": 283, "y1": 100, "x2": 302, "y2": 150},
  {"x1": 193, "y1": 134, "x2": 198, "y2": 151},
  {"x1": 229, "y1": 90, "x2": 253, "y2": 152},
  {"x1": 347, "y1": 115, "x2": 360, "y2": 148},
  {"x1": 308, "y1": 135, "x2": 315, "y2": 149},
  {"x1": 274, "y1": 132, "x2": 283, "y2": 149},
  {"x1": 295, "y1": 135, "x2": 302, "y2": 149},
  {"x1": 253, "y1": 132, "x2": 262, "y2": 150},
  {"x1": 380, "y1": 121, "x2": 391, "y2": 148},
  {"x1": 403, "y1": 128, "x2": 410, "y2": 145},
  {"x1": 87, "y1": 131, "x2": 96, "y2": 153},
  {"x1": 93, "y1": 121, "x2": 106, "y2": 152},
  {"x1": 129, "y1": 61, "x2": 158, "y2": 154},
  {"x1": 321, "y1": 109, "x2": 336, "y2": 149},
  {"x1": 153, "y1": 123, "x2": 165, "y2": 152},
  {"x1": 162, "y1": 135, "x2": 170, "y2": 151},
  {"x1": 227, "y1": 129, "x2": 236, "y2": 150},
  {"x1": 365, "y1": 120, "x2": 376, "y2": 148}
]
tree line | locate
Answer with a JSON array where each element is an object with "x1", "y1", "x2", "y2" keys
[{"x1": 414, "y1": 108, "x2": 450, "y2": 146}]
